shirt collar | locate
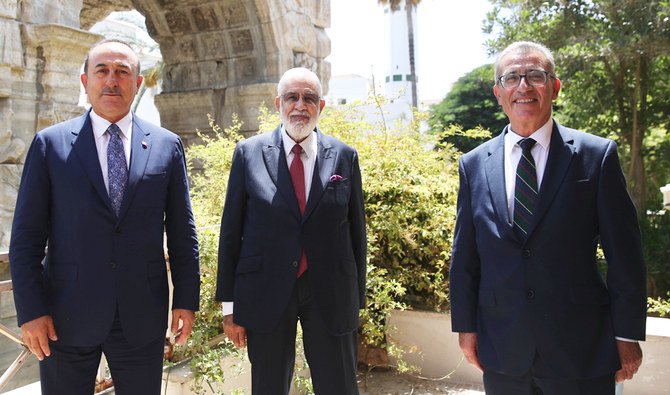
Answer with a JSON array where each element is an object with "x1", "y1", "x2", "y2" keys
[
  {"x1": 90, "y1": 110, "x2": 133, "y2": 140},
  {"x1": 506, "y1": 118, "x2": 553, "y2": 150},
  {"x1": 281, "y1": 125, "x2": 317, "y2": 159}
]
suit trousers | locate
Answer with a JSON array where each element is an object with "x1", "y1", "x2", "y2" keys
[
  {"x1": 483, "y1": 350, "x2": 615, "y2": 395},
  {"x1": 40, "y1": 311, "x2": 165, "y2": 395},
  {"x1": 246, "y1": 271, "x2": 359, "y2": 395}
]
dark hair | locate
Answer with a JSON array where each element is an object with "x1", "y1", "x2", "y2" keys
[{"x1": 83, "y1": 38, "x2": 141, "y2": 75}]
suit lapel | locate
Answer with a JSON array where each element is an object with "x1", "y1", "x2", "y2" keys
[
  {"x1": 526, "y1": 122, "x2": 576, "y2": 238},
  {"x1": 303, "y1": 131, "x2": 336, "y2": 222},
  {"x1": 263, "y1": 127, "x2": 301, "y2": 219},
  {"x1": 117, "y1": 115, "x2": 152, "y2": 221},
  {"x1": 71, "y1": 112, "x2": 115, "y2": 214},
  {"x1": 485, "y1": 129, "x2": 512, "y2": 233}
]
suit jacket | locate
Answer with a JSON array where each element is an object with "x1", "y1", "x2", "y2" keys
[
  {"x1": 215, "y1": 126, "x2": 366, "y2": 336},
  {"x1": 449, "y1": 121, "x2": 646, "y2": 379},
  {"x1": 9, "y1": 110, "x2": 200, "y2": 347}
]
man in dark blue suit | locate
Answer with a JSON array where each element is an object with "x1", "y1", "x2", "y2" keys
[
  {"x1": 216, "y1": 67, "x2": 366, "y2": 394},
  {"x1": 9, "y1": 39, "x2": 200, "y2": 394},
  {"x1": 450, "y1": 41, "x2": 647, "y2": 394}
]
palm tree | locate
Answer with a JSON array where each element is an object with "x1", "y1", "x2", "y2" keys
[{"x1": 378, "y1": 0, "x2": 421, "y2": 108}]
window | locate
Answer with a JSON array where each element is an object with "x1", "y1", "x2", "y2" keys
[{"x1": 393, "y1": 74, "x2": 402, "y2": 81}]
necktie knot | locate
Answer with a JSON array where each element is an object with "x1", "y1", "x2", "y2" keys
[
  {"x1": 518, "y1": 138, "x2": 536, "y2": 153},
  {"x1": 291, "y1": 144, "x2": 303, "y2": 156},
  {"x1": 108, "y1": 123, "x2": 121, "y2": 138}
]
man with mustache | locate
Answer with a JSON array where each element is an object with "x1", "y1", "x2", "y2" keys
[
  {"x1": 9, "y1": 39, "x2": 200, "y2": 394},
  {"x1": 216, "y1": 67, "x2": 367, "y2": 394},
  {"x1": 449, "y1": 41, "x2": 647, "y2": 394}
]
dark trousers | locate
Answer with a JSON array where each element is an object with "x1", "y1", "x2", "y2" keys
[
  {"x1": 483, "y1": 351, "x2": 615, "y2": 395},
  {"x1": 246, "y1": 272, "x2": 359, "y2": 395},
  {"x1": 39, "y1": 313, "x2": 165, "y2": 395}
]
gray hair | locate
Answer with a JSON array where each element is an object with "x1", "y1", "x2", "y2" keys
[
  {"x1": 277, "y1": 67, "x2": 323, "y2": 97},
  {"x1": 494, "y1": 41, "x2": 556, "y2": 83}
]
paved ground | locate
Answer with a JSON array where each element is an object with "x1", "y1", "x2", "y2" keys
[{"x1": 358, "y1": 369, "x2": 484, "y2": 395}]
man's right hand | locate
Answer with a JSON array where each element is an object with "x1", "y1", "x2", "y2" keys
[
  {"x1": 223, "y1": 314, "x2": 247, "y2": 348},
  {"x1": 21, "y1": 315, "x2": 58, "y2": 361},
  {"x1": 458, "y1": 332, "x2": 483, "y2": 372}
]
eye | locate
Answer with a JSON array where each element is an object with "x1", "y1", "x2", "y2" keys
[
  {"x1": 283, "y1": 93, "x2": 299, "y2": 103},
  {"x1": 304, "y1": 94, "x2": 320, "y2": 106},
  {"x1": 503, "y1": 73, "x2": 520, "y2": 84},
  {"x1": 94, "y1": 68, "x2": 108, "y2": 76},
  {"x1": 527, "y1": 70, "x2": 547, "y2": 84}
]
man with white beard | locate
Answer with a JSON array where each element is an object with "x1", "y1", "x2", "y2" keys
[{"x1": 216, "y1": 67, "x2": 367, "y2": 395}]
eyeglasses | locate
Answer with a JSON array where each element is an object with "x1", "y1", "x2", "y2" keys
[
  {"x1": 280, "y1": 92, "x2": 321, "y2": 107},
  {"x1": 498, "y1": 70, "x2": 554, "y2": 89}
]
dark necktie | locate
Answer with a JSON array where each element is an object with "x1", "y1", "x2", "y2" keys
[
  {"x1": 513, "y1": 138, "x2": 538, "y2": 240},
  {"x1": 289, "y1": 144, "x2": 307, "y2": 277},
  {"x1": 107, "y1": 123, "x2": 128, "y2": 216}
]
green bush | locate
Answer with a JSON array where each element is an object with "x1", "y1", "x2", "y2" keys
[{"x1": 641, "y1": 212, "x2": 670, "y2": 298}]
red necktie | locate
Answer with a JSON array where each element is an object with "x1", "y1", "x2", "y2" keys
[{"x1": 290, "y1": 144, "x2": 308, "y2": 277}]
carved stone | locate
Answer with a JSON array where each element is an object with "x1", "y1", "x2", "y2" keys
[{"x1": 0, "y1": 0, "x2": 331, "y2": 250}]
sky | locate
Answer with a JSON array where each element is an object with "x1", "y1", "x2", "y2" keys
[{"x1": 326, "y1": 0, "x2": 495, "y2": 103}]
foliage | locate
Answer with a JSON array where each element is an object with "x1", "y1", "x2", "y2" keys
[
  {"x1": 484, "y1": 0, "x2": 670, "y2": 211},
  {"x1": 164, "y1": 116, "x2": 246, "y2": 393},
  {"x1": 647, "y1": 292, "x2": 670, "y2": 318},
  {"x1": 428, "y1": 64, "x2": 507, "y2": 152},
  {"x1": 640, "y1": 212, "x2": 670, "y2": 298}
]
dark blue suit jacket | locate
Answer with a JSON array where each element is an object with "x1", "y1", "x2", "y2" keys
[
  {"x1": 9, "y1": 110, "x2": 200, "y2": 347},
  {"x1": 216, "y1": 126, "x2": 366, "y2": 336},
  {"x1": 450, "y1": 121, "x2": 646, "y2": 379}
]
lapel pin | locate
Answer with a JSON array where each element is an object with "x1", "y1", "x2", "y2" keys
[{"x1": 142, "y1": 141, "x2": 148, "y2": 149}]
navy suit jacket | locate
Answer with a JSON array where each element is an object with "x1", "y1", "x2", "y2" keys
[
  {"x1": 215, "y1": 126, "x2": 366, "y2": 336},
  {"x1": 9, "y1": 110, "x2": 200, "y2": 347},
  {"x1": 450, "y1": 121, "x2": 646, "y2": 379}
]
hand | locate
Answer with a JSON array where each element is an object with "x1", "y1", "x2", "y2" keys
[
  {"x1": 458, "y1": 332, "x2": 483, "y2": 372},
  {"x1": 170, "y1": 309, "x2": 195, "y2": 345},
  {"x1": 615, "y1": 340, "x2": 643, "y2": 383},
  {"x1": 20, "y1": 315, "x2": 58, "y2": 361},
  {"x1": 223, "y1": 314, "x2": 247, "y2": 348}
]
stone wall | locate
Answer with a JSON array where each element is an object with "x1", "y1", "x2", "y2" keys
[{"x1": 0, "y1": 0, "x2": 330, "y2": 252}]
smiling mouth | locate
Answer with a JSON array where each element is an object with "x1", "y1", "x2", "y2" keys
[{"x1": 514, "y1": 98, "x2": 537, "y2": 103}]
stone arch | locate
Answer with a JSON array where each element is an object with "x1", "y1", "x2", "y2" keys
[
  {"x1": 83, "y1": 0, "x2": 331, "y2": 141},
  {"x1": 0, "y1": 0, "x2": 330, "y2": 250}
]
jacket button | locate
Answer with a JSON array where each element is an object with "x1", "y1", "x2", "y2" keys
[
  {"x1": 110, "y1": 261, "x2": 116, "y2": 269},
  {"x1": 292, "y1": 261, "x2": 298, "y2": 268},
  {"x1": 523, "y1": 249, "x2": 531, "y2": 258},
  {"x1": 527, "y1": 289, "x2": 535, "y2": 300}
]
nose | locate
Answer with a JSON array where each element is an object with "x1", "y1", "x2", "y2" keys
[
  {"x1": 294, "y1": 96, "x2": 308, "y2": 109},
  {"x1": 105, "y1": 73, "x2": 119, "y2": 87},
  {"x1": 517, "y1": 76, "x2": 532, "y2": 90}
]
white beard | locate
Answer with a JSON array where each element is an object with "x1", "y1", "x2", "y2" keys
[{"x1": 281, "y1": 109, "x2": 318, "y2": 142}]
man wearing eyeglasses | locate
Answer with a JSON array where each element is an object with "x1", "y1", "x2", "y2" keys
[
  {"x1": 216, "y1": 67, "x2": 366, "y2": 394},
  {"x1": 449, "y1": 41, "x2": 646, "y2": 394}
]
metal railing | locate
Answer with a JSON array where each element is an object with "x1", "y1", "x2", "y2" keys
[{"x1": 0, "y1": 251, "x2": 33, "y2": 391}]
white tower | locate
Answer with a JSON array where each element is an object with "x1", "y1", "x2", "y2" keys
[{"x1": 384, "y1": 4, "x2": 418, "y2": 106}]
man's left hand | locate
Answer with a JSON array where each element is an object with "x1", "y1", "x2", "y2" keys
[
  {"x1": 171, "y1": 309, "x2": 196, "y2": 345},
  {"x1": 615, "y1": 340, "x2": 643, "y2": 383}
]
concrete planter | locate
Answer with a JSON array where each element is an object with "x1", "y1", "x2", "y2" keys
[
  {"x1": 386, "y1": 309, "x2": 670, "y2": 394},
  {"x1": 161, "y1": 354, "x2": 251, "y2": 395}
]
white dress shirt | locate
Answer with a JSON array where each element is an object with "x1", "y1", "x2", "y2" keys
[
  {"x1": 90, "y1": 110, "x2": 133, "y2": 192},
  {"x1": 222, "y1": 128, "x2": 318, "y2": 316}
]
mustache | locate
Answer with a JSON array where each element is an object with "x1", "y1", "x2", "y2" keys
[{"x1": 102, "y1": 87, "x2": 122, "y2": 95}]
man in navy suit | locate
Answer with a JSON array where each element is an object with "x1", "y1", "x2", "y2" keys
[
  {"x1": 9, "y1": 39, "x2": 200, "y2": 394},
  {"x1": 449, "y1": 41, "x2": 647, "y2": 394},
  {"x1": 216, "y1": 67, "x2": 366, "y2": 394}
]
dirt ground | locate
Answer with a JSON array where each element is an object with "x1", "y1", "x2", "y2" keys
[{"x1": 357, "y1": 369, "x2": 484, "y2": 395}]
